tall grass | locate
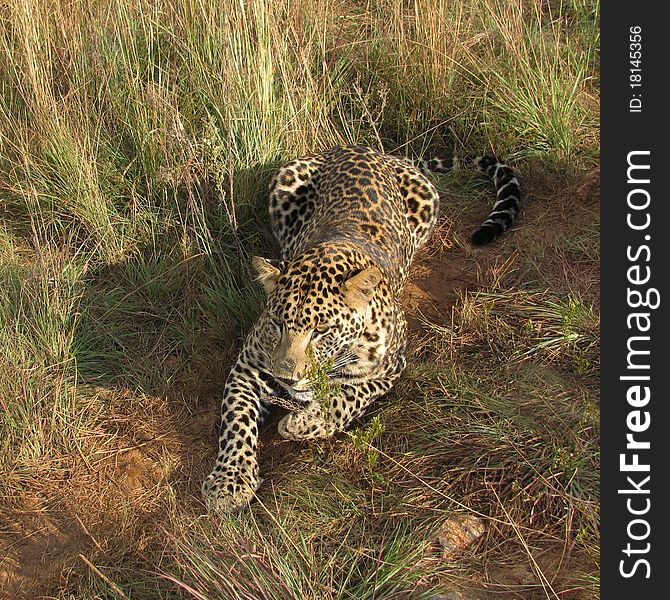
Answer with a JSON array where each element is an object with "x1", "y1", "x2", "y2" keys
[
  {"x1": 0, "y1": 0, "x2": 599, "y2": 596},
  {"x1": 0, "y1": 0, "x2": 350, "y2": 261},
  {"x1": 342, "y1": 0, "x2": 599, "y2": 159},
  {"x1": 0, "y1": 238, "x2": 88, "y2": 498}
]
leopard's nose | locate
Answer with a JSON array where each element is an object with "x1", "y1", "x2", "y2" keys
[
  {"x1": 274, "y1": 358, "x2": 301, "y2": 385},
  {"x1": 277, "y1": 358, "x2": 296, "y2": 372}
]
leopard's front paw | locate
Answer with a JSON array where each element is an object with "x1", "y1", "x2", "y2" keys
[
  {"x1": 201, "y1": 465, "x2": 262, "y2": 513},
  {"x1": 278, "y1": 410, "x2": 336, "y2": 440}
]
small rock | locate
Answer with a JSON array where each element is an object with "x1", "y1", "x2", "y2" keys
[{"x1": 433, "y1": 514, "x2": 485, "y2": 557}]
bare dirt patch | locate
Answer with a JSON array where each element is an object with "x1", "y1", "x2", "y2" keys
[
  {"x1": 0, "y1": 390, "x2": 221, "y2": 598},
  {"x1": 403, "y1": 248, "x2": 477, "y2": 330},
  {"x1": 0, "y1": 508, "x2": 88, "y2": 599}
]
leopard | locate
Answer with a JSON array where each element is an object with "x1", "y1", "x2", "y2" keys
[{"x1": 202, "y1": 144, "x2": 520, "y2": 512}]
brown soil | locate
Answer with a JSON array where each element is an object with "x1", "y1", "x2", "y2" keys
[
  {"x1": 0, "y1": 509, "x2": 88, "y2": 598},
  {"x1": 0, "y1": 167, "x2": 600, "y2": 599}
]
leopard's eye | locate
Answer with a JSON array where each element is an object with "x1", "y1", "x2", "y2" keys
[{"x1": 312, "y1": 325, "x2": 330, "y2": 338}]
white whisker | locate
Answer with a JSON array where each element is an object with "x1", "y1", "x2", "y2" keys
[{"x1": 331, "y1": 352, "x2": 357, "y2": 370}]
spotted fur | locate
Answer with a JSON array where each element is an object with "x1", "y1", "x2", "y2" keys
[{"x1": 202, "y1": 145, "x2": 519, "y2": 512}]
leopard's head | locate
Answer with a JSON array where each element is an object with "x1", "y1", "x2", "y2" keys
[{"x1": 252, "y1": 250, "x2": 382, "y2": 391}]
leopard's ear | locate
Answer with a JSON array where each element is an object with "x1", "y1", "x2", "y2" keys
[
  {"x1": 342, "y1": 266, "x2": 382, "y2": 310},
  {"x1": 252, "y1": 256, "x2": 283, "y2": 294}
]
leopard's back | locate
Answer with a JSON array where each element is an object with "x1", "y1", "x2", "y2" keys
[{"x1": 268, "y1": 145, "x2": 439, "y2": 289}]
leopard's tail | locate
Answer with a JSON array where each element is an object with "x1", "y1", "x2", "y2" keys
[
  {"x1": 420, "y1": 154, "x2": 521, "y2": 246},
  {"x1": 469, "y1": 156, "x2": 521, "y2": 245}
]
